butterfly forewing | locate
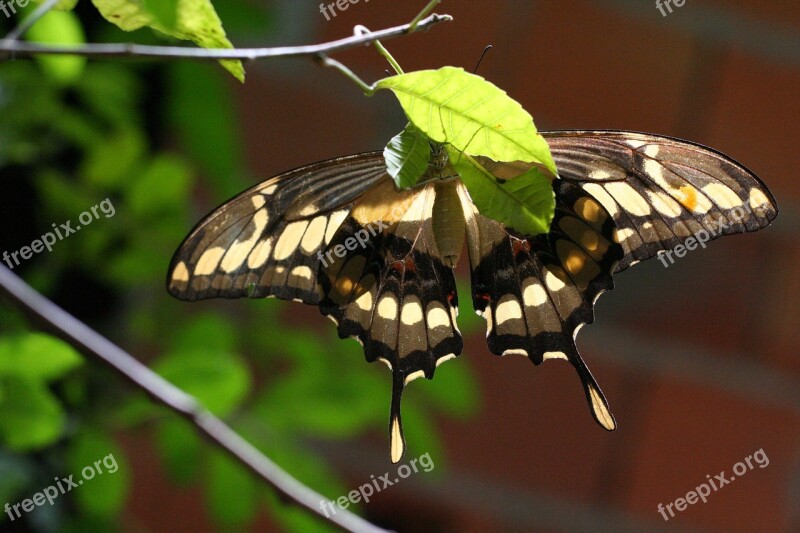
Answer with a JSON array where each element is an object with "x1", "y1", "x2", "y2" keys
[
  {"x1": 546, "y1": 131, "x2": 778, "y2": 271},
  {"x1": 167, "y1": 154, "x2": 387, "y2": 303}
]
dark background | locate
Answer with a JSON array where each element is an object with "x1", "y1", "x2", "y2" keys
[{"x1": 1, "y1": 1, "x2": 798, "y2": 532}]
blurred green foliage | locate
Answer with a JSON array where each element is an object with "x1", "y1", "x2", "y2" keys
[{"x1": 0, "y1": 1, "x2": 479, "y2": 530}]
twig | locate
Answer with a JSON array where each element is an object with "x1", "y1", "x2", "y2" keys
[
  {"x1": 2, "y1": 0, "x2": 60, "y2": 42},
  {"x1": 0, "y1": 266, "x2": 390, "y2": 533},
  {"x1": 0, "y1": 13, "x2": 452, "y2": 61}
]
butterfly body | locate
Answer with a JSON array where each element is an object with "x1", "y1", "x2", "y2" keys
[{"x1": 168, "y1": 131, "x2": 777, "y2": 463}]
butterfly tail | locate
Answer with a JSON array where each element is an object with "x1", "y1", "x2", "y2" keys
[
  {"x1": 567, "y1": 346, "x2": 617, "y2": 431},
  {"x1": 389, "y1": 369, "x2": 406, "y2": 464}
]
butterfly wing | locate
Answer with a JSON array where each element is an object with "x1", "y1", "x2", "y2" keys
[
  {"x1": 546, "y1": 130, "x2": 779, "y2": 272},
  {"x1": 458, "y1": 179, "x2": 622, "y2": 430},
  {"x1": 167, "y1": 153, "x2": 387, "y2": 303},
  {"x1": 319, "y1": 179, "x2": 462, "y2": 463}
]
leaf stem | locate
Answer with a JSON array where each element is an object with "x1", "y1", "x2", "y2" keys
[{"x1": 318, "y1": 54, "x2": 375, "y2": 94}]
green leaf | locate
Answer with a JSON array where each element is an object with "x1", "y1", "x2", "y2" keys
[
  {"x1": 0, "y1": 333, "x2": 83, "y2": 381},
  {"x1": 25, "y1": 10, "x2": 86, "y2": 86},
  {"x1": 169, "y1": 313, "x2": 237, "y2": 354},
  {"x1": 155, "y1": 418, "x2": 201, "y2": 484},
  {"x1": 383, "y1": 123, "x2": 430, "y2": 189},
  {"x1": 67, "y1": 431, "x2": 129, "y2": 516},
  {"x1": 206, "y1": 451, "x2": 258, "y2": 526},
  {"x1": 0, "y1": 378, "x2": 65, "y2": 450},
  {"x1": 80, "y1": 126, "x2": 147, "y2": 188},
  {"x1": 166, "y1": 61, "x2": 246, "y2": 197},
  {"x1": 153, "y1": 348, "x2": 251, "y2": 416},
  {"x1": 126, "y1": 154, "x2": 192, "y2": 217},
  {"x1": 375, "y1": 67, "x2": 556, "y2": 173},
  {"x1": 91, "y1": 0, "x2": 244, "y2": 81},
  {"x1": 141, "y1": 0, "x2": 178, "y2": 30},
  {"x1": 450, "y1": 149, "x2": 555, "y2": 236}
]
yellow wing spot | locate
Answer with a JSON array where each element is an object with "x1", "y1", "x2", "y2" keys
[
  {"x1": 702, "y1": 183, "x2": 741, "y2": 210},
  {"x1": 247, "y1": 238, "x2": 273, "y2": 269},
  {"x1": 221, "y1": 209, "x2": 270, "y2": 272},
  {"x1": 251, "y1": 195, "x2": 266, "y2": 209},
  {"x1": 582, "y1": 183, "x2": 620, "y2": 218},
  {"x1": 426, "y1": 303, "x2": 451, "y2": 329},
  {"x1": 543, "y1": 351, "x2": 568, "y2": 361},
  {"x1": 377, "y1": 295, "x2": 398, "y2": 320},
  {"x1": 436, "y1": 353, "x2": 457, "y2": 367},
  {"x1": 400, "y1": 298, "x2": 424, "y2": 326},
  {"x1": 259, "y1": 183, "x2": 278, "y2": 195},
  {"x1": 495, "y1": 297, "x2": 523, "y2": 325},
  {"x1": 289, "y1": 265, "x2": 314, "y2": 287},
  {"x1": 581, "y1": 229, "x2": 600, "y2": 252},
  {"x1": 404, "y1": 370, "x2": 425, "y2": 385},
  {"x1": 564, "y1": 250, "x2": 586, "y2": 275},
  {"x1": 172, "y1": 261, "x2": 190, "y2": 282},
  {"x1": 300, "y1": 216, "x2": 328, "y2": 253},
  {"x1": 324, "y1": 211, "x2": 349, "y2": 244},
  {"x1": 749, "y1": 188, "x2": 769, "y2": 210},
  {"x1": 605, "y1": 182, "x2": 652, "y2": 216},
  {"x1": 194, "y1": 247, "x2": 226, "y2": 276},
  {"x1": 390, "y1": 417, "x2": 404, "y2": 464},
  {"x1": 353, "y1": 285, "x2": 373, "y2": 311},
  {"x1": 522, "y1": 279, "x2": 548, "y2": 307},
  {"x1": 544, "y1": 266, "x2": 567, "y2": 291},
  {"x1": 273, "y1": 220, "x2": 310, "y2": 260},
  {"x1": 575, "y1": 197, "x2": 606, "y2": 224},
  {"x1": 589, "y1": 385, "x2": 616, "y2": 430}
]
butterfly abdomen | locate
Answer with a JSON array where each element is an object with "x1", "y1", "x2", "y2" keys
[{"x1": 432, "y1": 180, "x2": 467, "y2": 268}]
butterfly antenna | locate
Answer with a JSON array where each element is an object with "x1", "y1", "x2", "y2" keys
[
  {"x1": 389, "y1": 370, "x2": 406, "y2": 463},
  {"x1": 473, "y1": 44, "x2": 493, "y2": 74}
]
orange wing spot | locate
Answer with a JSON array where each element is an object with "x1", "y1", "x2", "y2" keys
[{"x1": 677, "y1": 184, "x2": 698, "y2": 211}]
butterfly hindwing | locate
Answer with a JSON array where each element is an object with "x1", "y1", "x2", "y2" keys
[
  {"x1": 458, "y1": 179, "x2": 622, "y2": 429},
  {"x1": 319, "y1": 180, "x2": 462, "y2": 462},
  {"x1": 546, "y1": 131, "x2": 778, "y2": 271},
  {"x1": 167, "y1": 154, "x2": 387, "y2": 303}
]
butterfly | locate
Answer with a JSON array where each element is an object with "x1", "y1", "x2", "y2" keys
[{"x1": 167, "y1": 130, "x2": 778, "y2": 463}]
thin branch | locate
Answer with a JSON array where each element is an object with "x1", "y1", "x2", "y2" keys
[
  {"x1": 0, "y1": 265, "x2": 390, "y2": 533},
  {"x1": 3, "y1": 0, "x2": 60, "y2": 42},
  {"x1": 0, "y1": 12, "x2": 452, "y2": 61}
]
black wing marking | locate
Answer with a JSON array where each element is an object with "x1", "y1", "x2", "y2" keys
[
  {"x1": 545, "y1": 130, "x2": 779, "y2": 272},
  {"x1": 167, "y1": 153, "x2": 387, "y2": 303},
  {"x1": 319, "y1": 180, "x2": 462, "y2": 463},
  {"x1": 459, "y1": 179, "x2": 623, "y2": 431}
]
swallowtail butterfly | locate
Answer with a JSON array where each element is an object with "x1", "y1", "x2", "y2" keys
[{"x1": 167, "y1": 130, "x2": 777, "y2": 463}]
